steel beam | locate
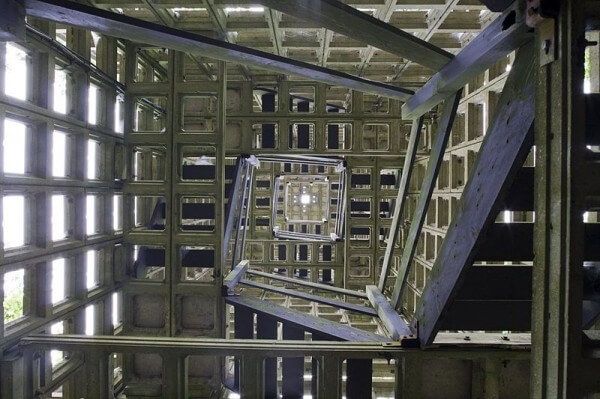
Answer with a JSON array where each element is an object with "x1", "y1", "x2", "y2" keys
[
  {"x1": 414, "y1": 43, "x2": 535, "y2": 346},
  {"x1": 23, "y1": 0, "x2": 413, "y2": 100},
  {"x1": 390, "y1": 91, "x2": 461, "y2": 309},
  {"x1": 531, "y1": 3, "x2": 587, "y2": 397},
  {"x1": 378, "y1": 117, "x2": 424, "y2": 290},
  {"x1": 366, "y1": 285, "x2": 413, "y2": 340},
  {"x1": 223, "y1": 260, "x2": 248, "y2": 295},
  {"x1": 401, "y1": 2, "x2": 533, "y2": 119},
  {"x1": 20, "y1": 334, "x2": 531, "y2": 358},
  {"x1": 253, "y1": 0, "x2": 452, "y2": 71},
  {"x1": 226, "y1": 295, "x2": 389, "y2": 342},
  {"x1": 241, "y1": 279, "x2": 378, "y2": 316},
  {"x1": 246, "y1": 269, "x2": 368, "y2": 299}
]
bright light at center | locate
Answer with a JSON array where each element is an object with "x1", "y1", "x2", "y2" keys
[{"x1": 300, "y1": 194, "x2": 310, "y2": 205}]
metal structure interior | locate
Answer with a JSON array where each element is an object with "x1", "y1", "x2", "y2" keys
[{"x1": 1, "y1": 0, "x2": 600, "y2": 398}]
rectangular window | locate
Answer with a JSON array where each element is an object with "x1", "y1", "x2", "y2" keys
[
  {"x1": 51, "y1": 195, "x2": 67, "y2": 241},
  {"x1": 3, "y1": 118, "x2": 26, "y2": 175},
  {"x1": 87, "y1": 139, "x2": 99, "y2": 180},
  {"x1": 51, "y1": 258, "x2": 66, "y2": 304},
  {"x1": 3, "y1": 195, "x2": 25, "y2": 249},
  {"x1": 5, "y1": 43, "x2": 27, "y2": 100},
  {"x1": 50, "y1": 321, "x2": 65, "y2": 367},
  {"x1": 112, "y1": 291, "x2": 121, "y2": 327},
  {"x1": 86, "y1": 195, "x2": 96, "y2": 236},
  {"x1": 85, "y1": 304, "x2": 95, "y2": 335},
  {"x1": 114, "y1": 95, "x2": 124, "y2": 133},
  {"x1": 113, "y1": 195, "x2": 122, "y2": 231},
  {"x1": 88, "y1": 84, "x2": 98, "y2": 125},
  {"x1": 53, "y1": 67, "x2": 68, "y2": 114},
  {"x1": 86, "y1": 250, "x2": 97, "y2": 289},
  {"x1": 52, "y1": 130, "x2": 67, "y2": 177},
  {"x1": 3, "y1": 269, "x2": 24, "y2": 323}
]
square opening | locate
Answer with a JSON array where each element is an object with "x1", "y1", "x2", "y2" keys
[
  {"x1": 52, "y1": 194, "x2": 69, "y2": 241},
  {"x1": 180, "y1": 147, "x2": 216, "y2": 182},
  {"x1": 134, "y1": 48, "x2": 169, "y2": 83},
  {"x1": 362, "y1": 123, "x2": 390, "y2": 151},
  {"x1": 289, "y1": 123, "x2": 315, "y2": 149},
  {"x1": 3, "y1": 269, "x2": 25, "y2": 324},
  {"x1": 133, "y1": 146, "x2": 166, "y2": 181},
  {"x1": 289, "y1": 86, "x2": 315, "y2": 113},
  {"x1": 133, "y1": 196, "x2": 166, "y2": 231},
  {"x1": 180, "y1": 197, "x2": 215, "y2": 232},
  {"x1": 87, "y1": 139, "x2": 101, "y2": 180},
  {"x1": 113, "y1": 195, "x2": 123, "y2": 231},
  {"x1": 4, "y1": 43, "x2": 28, "y2": 101},
  {"x1": 3, "y1": 118, "x2": 27, "y2": 175},
  {"x1": 132, "y1": 245, "x2": 165, "y2": 280},
  {"x1": 180, "y1": 246, "x2": 215, "y2": 282},
  {"x1": 325, "y1": 122, "x2": 352, "y2": 150},
  {"x1": 252, "y1": 123, "x2": 278, "y2": 149},
  {"x1": 181, "y1": 95, "x2": 217, "y2": 132},
  {"x1": 53, "y1": 65, "x2": 68, "y2": 114},
  {"x1": 363, "y1": 94, "x2": 389, "y2": 114},
  {"x1": 326, "y1": 86, "x2": 351, "y2": 113},
  {"x1": 134, "y1": 97, "x2": 167, "y2": 133},
  {"x1": 86, "y1": 250, "x2": 99, "y2": 290},
  {"x1": 3, "y1": 195, "x2": 25, "y2": 249},
  {"x1": 86, "y1": 195, "x2": 99, "y2": 236},
  {"x1": 51, "y1": 258, "x2": 66, "y2": 305},
  {"x1": 52, "y1": 130, "x2": 70, "y2": 178},
  {"x1": 253, "y1": 85, "x2": 278, "y2": 112}
]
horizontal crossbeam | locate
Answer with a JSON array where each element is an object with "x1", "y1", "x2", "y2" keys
[
  {"x1": 24, "y1": 0, "x2": 413, "y2": 100},
  {"x1": 241, "y1": 279, "x2": 377, "y2": 316},
  {"x1": 226, "y1": 295, "x2": 388, "y2": 341},
  {"x1": 246, "y1": 269, "x2": 368, "y2": 299}
]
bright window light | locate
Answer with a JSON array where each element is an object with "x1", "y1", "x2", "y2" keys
[
  {"x1": 113, "y1": 195, "x2": 122, "y2": 231},
  {"x1": 53, "y1": 67, "x2": 68, "y2": 114},
  {"x1": 112, "y1": 291, "x2": 120, "y2": 327},
  {"x1": 223, "y1": 6, "x2": 264, "y2": 13},
  {"x1": 3, "y1": 195, "x2": 25, "y2": 249},
  {"x1": 85, "y1": 304, "x2": 95, "y2": 335},
  {"x1": 5, "y1": 43, "x2": 27, "y2": 100},
  {"x1": 87, "y1": 139, "x2": 98, "y2": 179},
  {"x1": 51, "y1": 258, "x2": 66, "y2": 304},
  {"x1": 50, "y1": 321, "x2": 64, "y2": 367},
  {"x1": 52, "y1": 130, "x2": 67, "y2": 177},
  {"x1": 114, "y1": 95, "x2": 124, "y2": 133},
  {"x1": 3, "y1": 118, "x2": 26, "y2": 175},
  {"x1": 88, "y1": 84, "x2": 98, "y2": 125},
  {"x1": 51, "y1": 195, "x2": 67, "y2": 241},
  {"x1": 3, "y1": 269, "x2": 24, "y2": 323},
  {"x1": 86, "y1": 250, "x2": 97, "y2": 289},
  {"x1": 86, "y1": 195, "x2": 96, "y2": 235}
]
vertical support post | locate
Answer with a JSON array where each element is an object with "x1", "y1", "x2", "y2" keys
[
  {"x1": 240, "y1": 356, "x2": 265, "y2": 398},
  {"x1": 163, "y1": 354, "x2": 188, "y2": 399},
  {"x1": 84, "y1": 351, "x2": 110, "y2": 398},
  {"x1": 317, "y1": 355, "x2": 342, "y2": 399},
  {"x1": 346, "y1": 359, "x2": 372, "y2": 399},
  {"x1": 256, "y1": 314, "x2": 278, "y2": 399},
  {"x1": 378, "y1": 117, "x2": 424, "y2": 290},
  {"x1": 233, "y1": 306, "x2": 253, "y2": 391},
  {"x1": 531, "y1": 3, "x2": 586, "y2": 398},
  {"x1": 282, "y1": 324, "x2": 304, "y2": 398},
  {"x1": 390, "y1": 92, "x2": 461, "y2": 308}
]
